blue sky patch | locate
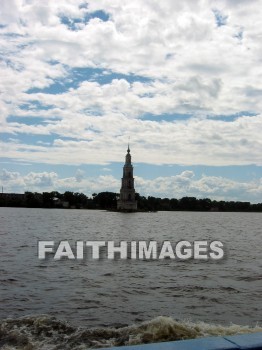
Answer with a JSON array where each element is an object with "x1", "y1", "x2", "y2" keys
[
  {"x1": 26, "y1": 67, "x2": 152, "y2": 95},
  {"x1": 7, "y1": 116, "x2": 61, "y2": 125},
  {"x1": 19, "y1": 102, "x2": 54, "y2": 111},
  {"x1": 207, "y1": 112, "x2": 257, "y2": 122},
  {"x1": 234, "y1": 30, "x2": 243, "y2": 41},
  {"x1": 60, "y1": 10, "x2": 110, "y2": 31},
  {"x1": 213, "y1": 9, "x2": 228, "y2": 27}
]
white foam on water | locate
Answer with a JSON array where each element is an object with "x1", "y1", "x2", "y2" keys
[{"x1": 0, "y1": 315, "x2": 261, "y2": 349}]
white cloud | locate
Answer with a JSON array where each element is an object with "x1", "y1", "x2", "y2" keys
[
  {"x1": 1, "y1": 0, "x2": 262, "y2": 110},
  {"x1": 1, "y1": 114, "x2": 261, "y2": 166},
  {"x1": 23, "y1": 171, "x2": 58, "y2": 187},
  {"x1": 0, "y1": 0, "x2": 261, "y2": 181},
  {"x1": 136, "y1": 172, "x2": 262, "y2": 202},
  {"x1": 1, "y1": 168, "x2": 261, "y2": 203},
  {"x1": 75, "y1": 168, "x2": 85, "y2": 182},
  {"x1": 1, "y1": 168, "x2": 20, "y2": 181}
]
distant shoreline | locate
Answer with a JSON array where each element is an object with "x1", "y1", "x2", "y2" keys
[{"x1": 1, "y1": 191, "x2": 261, "y2": 212}]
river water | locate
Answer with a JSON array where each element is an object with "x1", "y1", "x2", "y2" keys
[{"x1": 0, "y1": 208, "x2": 261, "y2": 349}]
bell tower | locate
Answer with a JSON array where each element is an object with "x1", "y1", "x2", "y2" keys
[{"x1": 117, "y1": 144, "x2": 137, "y2": 211}]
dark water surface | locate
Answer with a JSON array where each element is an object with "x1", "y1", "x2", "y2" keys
[{"x1": 0, "y1": 208, "x2": 261, "y2": 349}]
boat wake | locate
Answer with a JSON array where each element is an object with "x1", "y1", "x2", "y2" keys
[{"x1": 0, "y1": 315, "x2": 261, "y2": 349}]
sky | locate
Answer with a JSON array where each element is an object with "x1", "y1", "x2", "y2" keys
[{"x1": 0, "y1": 0, "x2": 262, "y2": 202}]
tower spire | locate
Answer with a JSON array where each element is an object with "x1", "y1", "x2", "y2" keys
[{"x1": 117, "y1": 143, "x2": 137, "y2": 211}]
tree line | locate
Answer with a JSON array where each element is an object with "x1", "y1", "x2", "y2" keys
[{"x1": 0, "y1": 191, "x2": 262, "y2": 212}]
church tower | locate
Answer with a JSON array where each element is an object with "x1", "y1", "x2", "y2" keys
[{"x1": 117, "y1": 145, "x2": 137, "y2": 211}]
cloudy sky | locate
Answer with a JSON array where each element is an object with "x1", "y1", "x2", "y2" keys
[{"x1": 0, "y1": 0, "x2": 262, "y2": 202}]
